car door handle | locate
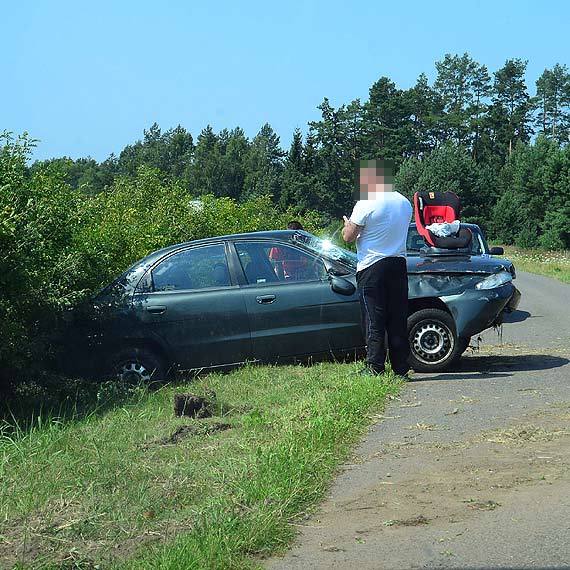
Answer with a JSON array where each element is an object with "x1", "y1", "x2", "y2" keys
[
  {"x1": 255, "y1": 295, "x2": 276, "y2": 304},
  {"x1": 146, "y1": 305, "x2": 167, "y2": 314}
]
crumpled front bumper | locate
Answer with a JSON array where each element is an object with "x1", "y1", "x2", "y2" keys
[
  {"x1": 441, "y1": 282, "x2": 521, "y2": 339},
  {"x1": 505, "y1": 286, "x2": 521, "y2": 312}
]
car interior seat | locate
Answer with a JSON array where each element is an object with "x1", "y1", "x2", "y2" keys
[
  {"x1": 414, "y1": 191, "x2": 473, "y2": 251},
  {"x1": 407, "y1": 231, "x2": 427, "y2": 251},
  {"x1": 212, "y1": 263, "x2": 231, "y2": 286},
  {"x1": 244, "y1": 261, "x2": 278, "y2": 284},
  {"x1": 156, "y1": 264, "x2": 194, "y2": 290}
]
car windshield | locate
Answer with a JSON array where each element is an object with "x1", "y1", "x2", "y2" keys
[{"x1": 292, "y1": 232, "x2": 357, "y2": 268}]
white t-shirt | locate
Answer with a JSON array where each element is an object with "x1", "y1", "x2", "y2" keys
[{"x1": 349, "y1": 191, "x2": 413, "y2": 272}]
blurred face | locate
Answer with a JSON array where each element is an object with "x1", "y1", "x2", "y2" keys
[{"x1": 355, "y1": 160, "x2": 395, "y2": 200}]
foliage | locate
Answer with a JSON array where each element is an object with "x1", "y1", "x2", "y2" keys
[
  {"x1": 1, "y1": 131, "x2": 88, "y2": 388},
  {"x1": 1, "y1": 133, "x2": 321, "y2": 390},
  {"x1": 535, "y1": 63, "x2": 570, "y2": 144},
  {"x1": 492, "y1": 137, "x2": 570, "y2": 248},
  {"x1": 501, "y1": 245, "x2": 570, "y2": 284},
  {"x1": 433, "y1": 53, "x2": 491, "y2": 148},
  {"x1": 395, "y1": 143, "x2": 498, "y2": 230},
  {"x1": 489, "y1": 59, "x2": 533, "y2": 160}
]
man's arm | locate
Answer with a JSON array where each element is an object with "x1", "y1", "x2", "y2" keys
[{"x1": 342, "y1": 215, "x2": 362, "y2": 243}]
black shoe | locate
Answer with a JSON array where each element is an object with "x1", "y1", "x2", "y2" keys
[{"x1": 393, "y1": 369, "x2": 414, "y2": 381}]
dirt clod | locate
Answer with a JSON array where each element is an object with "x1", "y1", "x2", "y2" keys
[
  {"x1": 467, "y1": 500, "x2": 501, "y2": 511},
  {"x1": 392, "y1": 514, "x2": 430, "y2": 527},
  {"x1": 174, "y1": 393, "x2": 213, "y2": 418}
]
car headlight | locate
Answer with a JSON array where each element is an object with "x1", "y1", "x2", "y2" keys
[{"x1": 475, "y1": 271, "x2": 513, "y2": 290}]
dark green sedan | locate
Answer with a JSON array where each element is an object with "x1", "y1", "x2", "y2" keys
[{"x1": 66, "y1": 229, "x2": 520, "y2": 381}]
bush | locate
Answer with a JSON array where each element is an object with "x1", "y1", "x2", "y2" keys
[{"x1": 1, "y1": 133, "x2": 322, "y2": 395}]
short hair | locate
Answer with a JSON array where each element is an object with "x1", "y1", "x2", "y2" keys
[
  {"x1": 358, "y1": 158, "x2": 395, "y2": 177},
  {"x1": 354, "y1": 158, "x2": 396, "y2": 198},
  {"x1": 287, "y1": 220, "x2": 304, "y2": 230}
]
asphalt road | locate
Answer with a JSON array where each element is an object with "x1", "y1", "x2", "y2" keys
[{"x1": 265, "y1": 271, "x2": 570, "y2": 570}]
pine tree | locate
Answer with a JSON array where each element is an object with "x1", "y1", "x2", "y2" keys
[
  {"x1": 489, "y1": 59, "x2": 533, "y2": 158},
  {"x1": 535, "y1": 64, "x2": 570, "y2": 144},
  {"x1": 243, "y1": 123, "x2": 285, "y2": 200}
]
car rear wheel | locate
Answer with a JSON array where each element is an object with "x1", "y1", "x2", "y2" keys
[
  {"x1": 407, "y1": 309, "x2": 461, "y2": 373},
  {"x1": 109, "y1": 347, "x2": 167, "y2": 384}
]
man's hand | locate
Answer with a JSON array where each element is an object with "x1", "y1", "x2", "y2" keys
[{"x1": 342, "y1": 215, "x2": 361, "y2": 243}]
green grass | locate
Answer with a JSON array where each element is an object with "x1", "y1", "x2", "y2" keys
[
  {"x1": 501, "y1": 246, "x2": 570, "y2": 283},
  {"x1": 1, "y1": 362, "x2": 401, "y2": 569}
]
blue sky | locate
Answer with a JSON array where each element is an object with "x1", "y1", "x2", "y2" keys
[{"x1": 3, "y1": 0, "x2": 569, "y2": 162}]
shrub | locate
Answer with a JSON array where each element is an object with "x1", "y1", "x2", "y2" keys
[{"x1": 1, "y1": 133, "x2": 322, "y2": 394}]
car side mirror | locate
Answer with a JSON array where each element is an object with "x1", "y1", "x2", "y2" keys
[
  {"x1": 490, "y1": 246, "x2": 504, "y2": 255},
  {"x1": 329, "y1": 275, "x2": 356, "y2": 296},
  {"x1": 327, "y1": 267, "x2": 350, "y2": 277}
]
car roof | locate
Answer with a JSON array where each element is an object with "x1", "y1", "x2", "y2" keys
[
  {"x1": 143, "y1": 225, "x2": 485, "y2": 265},
  {"x1": 136, "y1": 230, "x2": 301, "y2": 265}
]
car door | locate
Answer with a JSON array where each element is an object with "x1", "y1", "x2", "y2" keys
[
  {"x1": 232, "y1": 239, "x2": 362, "y2": 361},
  {"x1": 132, "y1": 242, "x2": 251, "y2": 369}
]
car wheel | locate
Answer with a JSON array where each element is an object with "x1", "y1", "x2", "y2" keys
[
  {"x1": 109, "y1": 347, "x2": 167, "y2": 384},
  {"x1": 407, "y1": 309, "x2": 461, "y2": 373}
]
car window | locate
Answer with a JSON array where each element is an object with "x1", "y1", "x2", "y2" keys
[
  {"x1": 151, "y1": 244, "x2": 230, "y2": 292},
  {"x1": 407, "y1": 225, "x2": 486, "y2": 255},
  {"x1": 472, "y1": 232, "x2": 484, "y2": 254},
  {"x1": 235, "y1": 241, "x2": 327, "y2": 284},
  {"x1": 406, "y1": 227, "x2": 427, "y2": 252}
]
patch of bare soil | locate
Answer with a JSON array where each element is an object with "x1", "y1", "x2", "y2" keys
[
  {"x1": 359, "y1": 408, "x2": 570, "y2": 533},
  {"x1": 387, "y1": 514, "x2": 430, "y2": 527},
  {"x1": 155, "y1": 421, "x2": 231, "y2": 445}
]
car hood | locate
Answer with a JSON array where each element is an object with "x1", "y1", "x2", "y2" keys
[{"x1": 406, "y1": 253, "x2": 513, "y2": 275}]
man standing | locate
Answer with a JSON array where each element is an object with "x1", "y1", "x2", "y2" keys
[{"x1": 342, "y1": 160, "x2": 412, "y2": 376}]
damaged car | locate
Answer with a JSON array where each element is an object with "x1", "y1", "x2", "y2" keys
[{"x1": 63, "y1": 229, "x2": 520, "y2": 381}]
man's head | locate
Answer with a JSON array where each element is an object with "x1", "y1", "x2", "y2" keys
[
  {"x1": 287, "y1": 220, "x2": 304, "y2": 230},
  {"x1": 355, "y1": 159, "x2": 395, "y2": 200}
]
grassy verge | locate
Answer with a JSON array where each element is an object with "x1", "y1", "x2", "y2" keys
[
  {"x1": 1, "y1": 362, "x2": 401, "y2": 569},
  {"x1": 501, "y1": 246, "x2": 570, "y2": 284}
]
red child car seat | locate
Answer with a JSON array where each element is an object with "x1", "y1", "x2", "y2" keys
[{"x1": 414, "y1": 191, "x2": 472, "y2": 250}]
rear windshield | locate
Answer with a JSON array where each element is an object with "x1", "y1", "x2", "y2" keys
[{"x1": 406, "y1": 225, "x2": 487, "y2": 255}]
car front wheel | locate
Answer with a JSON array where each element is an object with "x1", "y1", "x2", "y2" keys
[
  {"x1": 109, "y1": 347, "x2": 167, "y2": 384},
  {"x1": 458, "y1": 336, "x2": 471, "y2": 355},
  {"x1": 407, "y1": 309, "x2": 461, "y2": 373}
]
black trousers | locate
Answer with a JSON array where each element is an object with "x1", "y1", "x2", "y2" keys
[{"x1": 356, "y1": 257, "x2": 410, "y2": 375}]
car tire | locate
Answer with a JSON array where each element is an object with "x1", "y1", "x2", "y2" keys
[
  {"x1": 458, "y1": 336, "x2": 471, "y2": 355},
  {"x1": 109, "y1": 347, "x2": 167, "y2": 384},
  {"x1": 407, "y1": 308, "x2": 461, "y2": 373}
]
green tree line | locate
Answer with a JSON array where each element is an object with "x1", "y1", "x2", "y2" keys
[{"x1": 29, "y1": 54, "x2": 570, "y2": 247}]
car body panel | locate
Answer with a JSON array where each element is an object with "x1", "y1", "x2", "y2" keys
[
  {"x1": 240, "y1": 278, "x2": 362, "y2": 360},
  {"x1": 440, "y1": 283, "x2": 516, "y2": 337},
  {"x1": 132, "y1": 287, "x2": 251, "y2": 368}
]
